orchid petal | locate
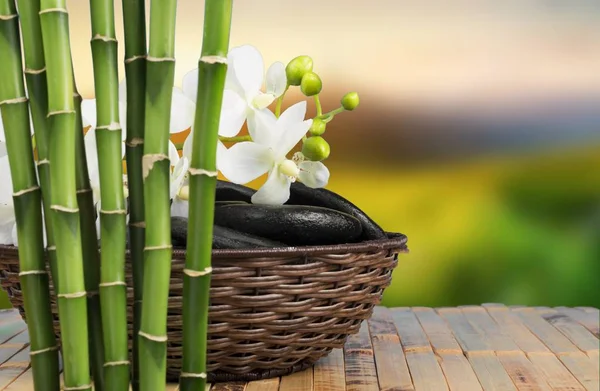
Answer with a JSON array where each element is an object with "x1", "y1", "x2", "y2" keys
[
  {"x1": 170, "y1": 87, "x2": 195, "y2": 134},
  {"x1": 275, "y1": 119, "x2": 312, "y2": 158},
  {"x1": 0, "y1": 142, "x2": 6, "y2": 158},
  {"x1": 118, "y1": 79, "x2": 127, "y2": 102},
  {"x1": 183, "y1": 131, "x2": 193, "y2": 160},
  {"x1": 170, "y1": 156, "x2": 189, "y2": 199},
  {"x1": 171, "y1": 197, "x2": 189, "y2": 218},
  {"x1": 218, "y1": 141, "x2": 273, "y2": 184},
  {"x1": 0, "y1": 206, "x2": 15, "y2": 245},
  {"x1": 0, "y1": 115, "x2": 5, "y2": 142},
  {"x1": 80, "y1": 99, "x2": 97, "y2": 128},
  {"x1": 247, "y1": 108, "x2": 276, "y2": 146},
  {"x1": 277, "y1": 101, "x2": 307, "y2": 132},
  {"x1": 216, "y1": 140, "x2": 227, "y2": 170},
  {"x1": 168, "y1": 140, "x2": 180, "y2": 167},
  {"x1": 265, "y1": 61, "x2": 287, "y2": 97},
  {"x1": 0, "y1": 156, "x2": 13, "y2": 204},
  {"x1": 298, "y1": 161, "x2": 330, "y2": 188},
  {"x1": 182, "y1": 68, "x2": 198, "y2": 102},
  {"x1": 251, "y1": 167, "x2": 291, "y2": 205},
  {"x1": 229, "y1": 45, "x2": 264, "y2": 98},
  {"x1": 218, "y1": 90, "x2": 247, "y2": 137}
]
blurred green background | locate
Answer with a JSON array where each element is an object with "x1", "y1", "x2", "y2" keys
[{"x1": 2, "y1": 0, "x2": 600, "y2": 309}]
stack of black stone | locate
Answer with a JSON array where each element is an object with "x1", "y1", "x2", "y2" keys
[{"x1": 171, "y1": 180, "x2": 387, "y2": 249}]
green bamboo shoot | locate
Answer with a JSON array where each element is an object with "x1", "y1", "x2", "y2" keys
[
  {"x1": 181, "y1": 1, "x2": 233, "y2": 389},
  {"x1": 138, "y1": 0, "x2": 177, "y2": 388},
  {"x1": 0, "y1": 1, "x2": 60, "y2": 389},
  {"x1": 120, "y1": 0, "x2": 147, "y2": 388},
  {"x1": 88, "y1": 0, "x2": 129, "y2": 388},
  {"x1": 39, "y1": 0, "x2": 92, "y2": 388}
]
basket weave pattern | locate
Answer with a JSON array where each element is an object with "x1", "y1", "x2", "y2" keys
[{"x1": 0, "y1": 234, "x2": 406, "y2": 382}]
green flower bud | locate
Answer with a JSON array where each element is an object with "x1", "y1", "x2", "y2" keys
[
  {"x1": 286, "y1": 55, "x2": 313, "y2": 86},
  {"x1": 341, "y1": 92, "x2": 360, "y2": 111},
  {"x1": 300, "y1": 72, "x2": 322, "y2": 96},
  {"x1": 302, "y1": 136, "x2": 330, "y2": 161},
  {"x1": 309, "y1": 118, "x2": 326, "y2": 136}
]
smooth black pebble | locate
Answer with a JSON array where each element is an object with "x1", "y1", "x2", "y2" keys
[
  {"x1": 287, "y1": 182, "x2": 386, "y2": 240},
  {"x1": 214, "y1": 204, "x2": 363, "y2": 246},
  {"x1": 216, "y1": 180, "x2": 255, "y2": 203},
  {"x1": 171, "y1": 216, "x2": 284, "y2": 249}
]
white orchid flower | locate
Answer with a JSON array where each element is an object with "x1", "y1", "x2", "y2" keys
[
  {"x1": 218, "y1": 101, "x2": 330, "y2": 205},
  {"x1": 0, "y1": 141, "x2": 6, "y2": 158},
  {"x1": 182, "y1": 44, "x2": 287, "y2": 139},
  {"x1": 0, "y1": 156, "x2": 16, "y2": 245}
]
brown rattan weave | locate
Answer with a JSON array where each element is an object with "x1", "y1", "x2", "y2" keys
[{"x1": 0, "y1": 232, "x2": 407, "y2": 382}]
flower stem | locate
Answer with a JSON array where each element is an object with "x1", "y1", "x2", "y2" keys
[
  {"x1": 120, "y1": 0, "x2": 147, "y2": 387},
  {"x1": 0, "y1": 1, "x2": 60, "y2": 389},
  {"x1": 139, "y1": 0, "x2": 177, "y2": 388},
  {"x1": 89, "y1": 0, "x2": 130, "y2": 387},
  {"x1": 318, "y1": 106, "x2": 345, "y2": 123},
  {"x1": 275, "y1": 84, "x2": 289, "y2": 118},
  {"x1": 181, "y1": 1, "x2": 233, "y2": 390},
  {"x1": 314, "y1": 94, "x2": 322, "y2": 116},
  {"x1": 39, "y1": 0, "x2": 92, "y2": 387},
  {"x1": 219, "y1": 135, "x2": 251, "y2": 143}
]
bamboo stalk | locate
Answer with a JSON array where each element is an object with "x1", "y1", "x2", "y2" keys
[
  {"x1": 14, "y1": 0, "x2": 58, "y2": 284},
  {"x1": 39, "y1": 0, "x2": 92, "y2": 388},
  {"x1": 138, "y1": 0, "x2": 177, "y2": 388},
  {"x1": 120, "y1": 0, "x2": 147, "y2": 388},
  {"x1": 88, "y1": 0, "x2": 130, "y2": 388},
  {"x1": 0, "y1": 2, "x2": 60, "y2": 390},
  {"x1": 181, "y1": 1, "x2": 233, "y2": 389},
  {"x1": 74, "y1": 88, "x2": 106, "y2": 391}
]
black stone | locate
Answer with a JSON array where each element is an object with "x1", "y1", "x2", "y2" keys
[
  {"x1": 213, "y1": 204, "x2": 363, "y2": 246},
  {"x1": 171, "y1": 216, "x2": 285, "y2": 249},
  {"x1": 212, "y1": 225, "x2": 286, "y2": 249},
  {"x1": 215, "y1": 180, "x2": 255, "y2": 203},
  {"x1": 286, "y1": 182, "x2": 386, "y2": 240},
  {"x1": 215, "y1": 200, "x2": 248, "y2": 207}
]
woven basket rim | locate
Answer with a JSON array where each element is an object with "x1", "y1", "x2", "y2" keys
[{"x1": 0, "y1": 232, "x2": 407, "y2": 259}]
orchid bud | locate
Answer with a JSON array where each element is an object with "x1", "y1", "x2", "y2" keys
[
  {"x1": 309, "y1": 118, "x2": 326, "y2": 136},
  {"x1": 285, "y1": 55, "x2": 313, "y2": 86},
  {"x1": 302, "y1": 136, "x2": 330, "y2": 161},
  {"x1": 300, "y1": 72, "x2": 322, "y2": 96},
  {"x1": 341, "y1": 92, "x2": 359, "y2": 111}
]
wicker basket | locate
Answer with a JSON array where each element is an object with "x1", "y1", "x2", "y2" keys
[{"x1": 0, "y1": 232, "x2": 407, "y2": 382}]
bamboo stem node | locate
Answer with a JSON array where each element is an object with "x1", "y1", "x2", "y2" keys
[
  {"x1": 143, "y1": 244, "x2": 172, "y2": 251},
  {"x1": 36, "y1": 159, "x2": 50, "y2": 166},
  {"x1": 87, "y1": 290, "x2": 99, "y2": 297},
  {"x1": 47, "y1": 246, "x2": 56, "y2": 251},
  {"x1": 183, "y1": 267, "x2": 213, "y2": 277},
  {"x1": 63, "y1": 383, "x2": 93, "y2": 391},
  {"x1": 123, "y1": 55, "x2": 146, "y2": 64},
  {"x1": 99, "y1": 209, "x2": 127, "y2": 215},
  {"x1": 129, "y1": 221, "x2": 146, "y2": 228},
  {"x1": 75, "y1": 188, "x2": 92, "y2": 194},
  {"x1": 138, "y1": 331, "x2": 168, "y2": 342},
  {"x1": 91, "y1": 34, "x2": 117, "y2": 42},
  {"x1": 13, "y1": 186, "x2": 40, "y2": 197},
  {"x1": 0, "y1": 97, "x2": 27, "y2": 105},
  {"x1": 180, "y1": 372, "x2": 207, "y2": 379},
  {"x1": 29, "y1": 345, "x2": 59, "y2": 356},
  {"x1": 57, "y1": 291, "x2": 87, "y2": 299},
  {"x1": 142, "y1": 153, "x2": 169, "y2": 179},
  {"x1": 188, "y1": 168, "x2": 218, "y2": 177},
  {"x1": 99, "y1": 281, "x2": 127, "y2": 287},
  {"x1": 126, "y1": 137, "x2": 144, "y2": 147},
  {"x1": 103, "y1": 361, "x2": 130, "y2": 367},
  {"x1": 199, "y1": 55, "x2": 227, "y2": 64},
  {"x1": 47, "y1": 109, "x2": 76, "y2": 117},
  {"x1": 50, "y1": 205, "x2": 79, "y2": 213},
  {"x1": 0, "y1": 12, "x2": 17, "y2": 19},
  {"x1": 19, "y1": 269, "x2": 47, "y2": 276},
  {"x1": 38, "y1": 7, "x2": 66, "y2": 14},
  {"x1": 96, "y1": 122, "x2": 121, "y2": 131},
  {"x1": 24, "y1": 67, "x2": 46, "y2": 74},
  {"x1": 145, "y1": 56, "x2": 175, "y2": 62}
]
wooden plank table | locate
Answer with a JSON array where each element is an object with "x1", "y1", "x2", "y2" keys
[{"x1": 0, "y1": 305, "x2": 597, "y2": 390}]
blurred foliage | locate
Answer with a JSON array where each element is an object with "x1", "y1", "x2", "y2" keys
[{"x1": 2, "y1": 144, "x2": 599, "y2": 309}]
